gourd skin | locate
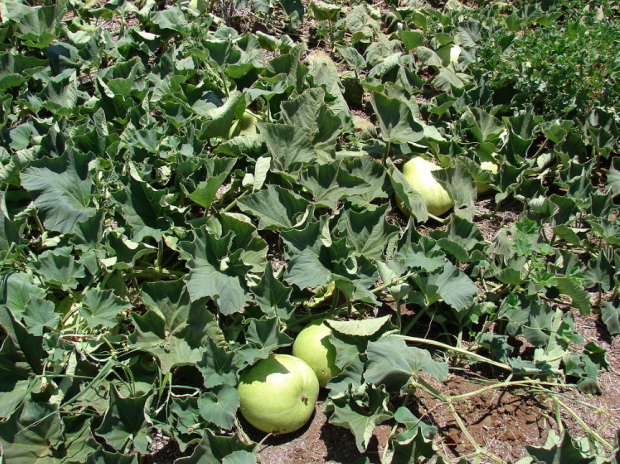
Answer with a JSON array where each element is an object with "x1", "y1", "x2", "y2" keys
[
  {"x1": 237, "y1": 354, "x2": 319, "y2": 434},
  {"x1": 292, "y1": 323, "x2": 340, "y2": 387},
  {"x1": 230, "y1": 112, "x2": 258, "y2": 137},
  {"x1": 476, "y1": 161, "x2": 498, "y2": 195},
  {"x1": 399, "y1": 157, "x2": 453, "y2": 217}
]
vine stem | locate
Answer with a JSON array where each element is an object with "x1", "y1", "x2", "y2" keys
[
  {"x1": 553, "y1": 395, "x2": 564, "y2": 435},
  {"x1": 235, "y1": 419, "x2": 253, "y2": 446},
  {"x1": 555, "y1": 398, "x2": 614, "y2": 450},
  {"x1": 427, "y1": 212, "x2": 450, "y2": 224},
  {"x1": 371, "y1": 271, "x2": 418, "y2": 294},
  {"x1": 222, "y1": 188, "x2": 250, "y2": 213},
  {"x1": 447, "y1": 401, "x2": 508, "y2": 464},
  {"x1": 382, "y1": 141, "x2": 391, "y2": 164},
  {"x1": 449, "y1": 379, "x2": 574, "y2": 402},
  {"x1": 123, "y1": 268, "x2": 186, "y2": 279},
  {"x1": 401, "y1": 306, "x2": 429, "y2": 335},
  {"x1": 394, "y1": 334, "x2": 512, "y2": 371},
  {"x1": 414, "y1": 377, "x2": 508, "y2": 464}
]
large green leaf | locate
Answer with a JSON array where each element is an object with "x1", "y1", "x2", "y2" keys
[
  {"x1": 14, "y1": 3, "x2": 65, "y2": 48},
  {"x1": 222, "y1": 451, "x2": 258, "y2": 464},
  {"x1": 309, "y1": 0, "x2": 341, "y2": 21},
  {"x1": 186, "y1": 158, "x2": 236, "y2": 209},
  {"x1": 387, "y1": 159, "x2": 429, "y2": 222},
  {"x1": 299, "y1": 161, "x2": 370, "y2": 209},
  {"x1": 95, "y1": 386, "x2": 151, "y2": 454},
  {"x1": 0, "y1": 329, "x2": 40, "y2": 419},
  {"x1": 22, "y1": 298, "x2": 58, "y2": 336},
  {"x1": 85, "y1": 450, "x2": 139, "y2": 464},
  {"x1": 280, "y1": 87, "x2": 342, "y2": 151},
  {"x1": 369, "y1": 92, "x2": 425, "y2": 145},
  {"x1": 29, "y1": 248, "x2": 86, "y2": 291},
  {"x1": 38, "y1": 69, "x2": 79, "y2": 117},
  {"x1": 236, "y1": 317, "x2": 293, "y2": 366},
  {"x1": 522, "y1": 302, "x2": 555, "y2": 347},
  {"x1": 169, "y1": 395, "x2": 200, "y2": 450},
  {"x1": 341, "y1": 156, "x2": 390, "y2": 206},
  {"x1": 258, "y1": 123, "x2": 317, "y2": 172},
  {"x1": 61, "y1": 415, "x2": 99, "y2": 463},
  {"x1": 198, "y1": 91, "x2": 245, "y2": 140},
  {"x1": 206, "y1": 213, "x2": 268, "y2": 272},
  {"x1": 365, "y1": 336, "x2": 449, "y2": 392},
  {"x1": 283, "y1": 244, "x2": 332, "y2": 290},
  {"x1": 183, "y1": 258, "x2": 248, "y2": 314},
  {"x1": 176, "y1": 430, "x2": 255, "y2": 464},
  {"x1": 399, "y1": 31, "x2": 427, "y2": 51},
  {"x1": 0, "y1": 194, "x2": 24, "y2": 252},
  {"x1": 251, "y1": 262, "x2": 295, "y2": 320},
  {"x1": 129, "y1": 311, "x2": 203, "y2": 375},
  {"x1": 526, "y1": 431, "x2": 596, "y2": 464},
  {"x1": 140, "y1": 280, "x2": 223, "y2": 347},
  {"x1": 554, "y1": 277, "x2": 591, "y2": 315},
  {"x1": 283, "y1": 230, "x2": 378, "y2": 303},
  {"x1": 114, "y1": 177, "x2": 174, "y2": 242},
  {"x1": 307, "y1": 53, "x2": 350, "y2": 124},
  {"x1": 326, "y1": 315, "x2": 393, "y2": 338},
  {"x1": 601, "y1": 302, "x2": 620, "y2": 336},
  {"x1": 341, "y1": 204, "x2": 399, "y2": 260},
  {"x1": 389, "y1": 407, "x2": 437, "y2": 464},
  {"x1": 428, "y1": 262, "x2": 478, "y2": 311},
  {"x1": 197, "y1": 337, "x2": 237, "y2": 388},
  {"x1": 81, "y1": 288, "x2": 132, "y2": 329},
  {"x1": 337, "y1": 46, "x2": 366, "y2": 70},
  {"x1": 397, "y1": 230, "x2": 446, "y2": 273},
  {"x1": 608, "y1": 157, "x2": 620, "y2": 196},
  {"x1": 238, "y1": 185, "x2": 313, "y2": 231},
  {"x1": 466, "y1": 108, "x2": 505, "y2": 144},
  {"x1": 329, "y1": 383, "x2": 392, "y2": 452},
  {"x1": 432, "y1": 158, "x2": 477, "y2": 221},
  {"x1": 150, "y1": 6, "x2": 190, "y2": 37},
  {"x1": 181, "y1": 226, "x2": 252, "y2": 314},
  {"x1": 0, "y1": 305, "x2": 46, "y2": 375},
  {"x1": 583, "y1": 251, "x2": 615, "y2": 292},
  {"x1": 198, "y1": 384, "x2": 240, "y2": 430},
  {"x1": 0, "y1": 400, "x2": 62, "y2": 463},
  {"x1": 20, "y1": 151, "x2": 96, "y2": 234},
  {"x1": 436, "y1": 215, "x2": 485, "y2": 263}
]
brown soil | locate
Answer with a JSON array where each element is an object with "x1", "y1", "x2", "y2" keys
[{"x1": 244, "y1": 400, "x2": 392, "y2": 464}]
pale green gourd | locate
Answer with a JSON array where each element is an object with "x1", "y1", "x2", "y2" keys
[{"x1": 397, "y1": 157, "x2": 453, "y2": 217}]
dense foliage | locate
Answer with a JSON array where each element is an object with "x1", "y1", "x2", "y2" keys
[{"x1": 0, "y1": 0, "x2": 619, "y2": 462}]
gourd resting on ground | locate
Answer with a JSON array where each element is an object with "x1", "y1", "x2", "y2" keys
[{"x1": 237, "y1": 354, "x2": 319, "y2": 434}]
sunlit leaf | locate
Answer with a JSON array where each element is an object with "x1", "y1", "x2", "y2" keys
[
  {"x1": 365, "y1": 336, "x2": 449, "y2": 392},
  {"x1": 21, "y1": 151, "x2": 96, "y2": 234}
]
